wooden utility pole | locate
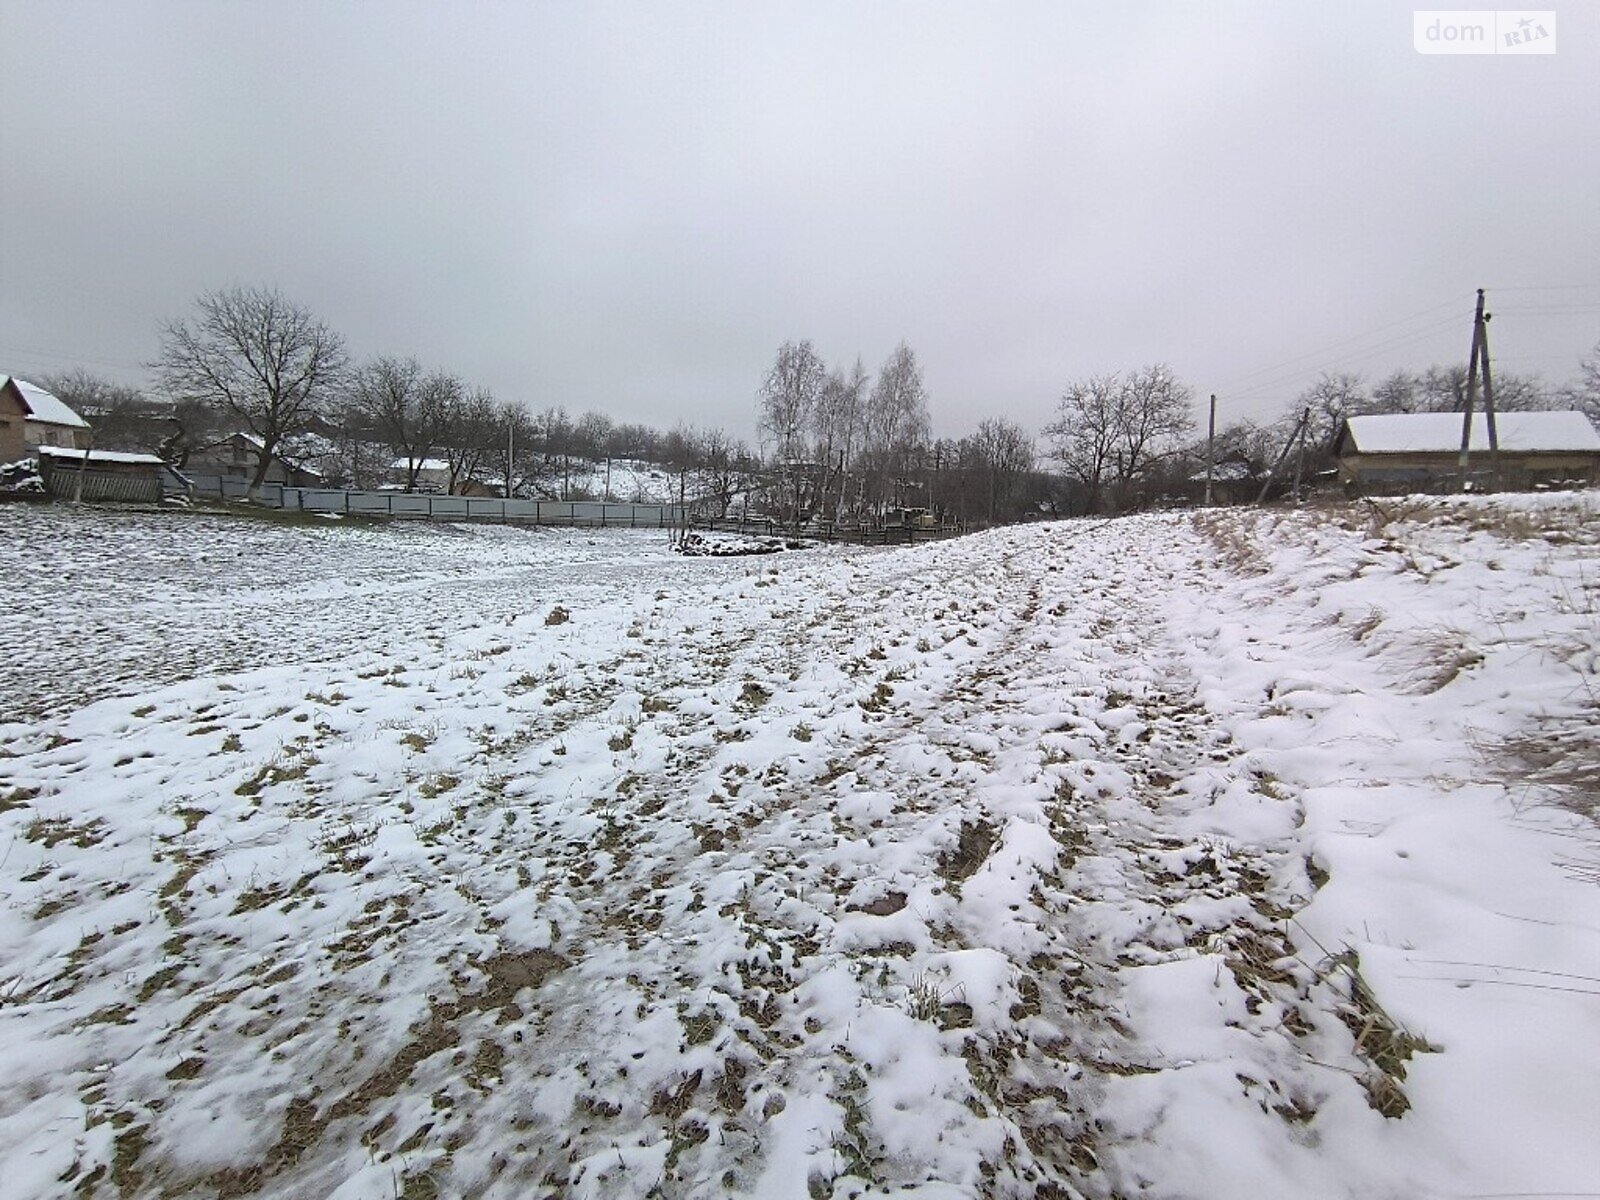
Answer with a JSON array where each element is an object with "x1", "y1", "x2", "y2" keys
[
  {"x1": 1204, "y1": 394, "x2": 1217, "y2": 507},
  {"x1": 1457, "y1": 288, "x2": 1486, "y2": 490},
  {"x1": 1292, "y1": 414, "x2": 1309, "y2": 502},
  {"x1": 1256, "y1": 406, "x2": 1310, "y2": 505},
  {"x1": 72, "y1": 431, "x2": 95, "y2": 504}
]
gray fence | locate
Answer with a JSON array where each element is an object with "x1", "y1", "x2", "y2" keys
[{"x1": 186, "y1": 474, "x2": 687, "y2": 527}]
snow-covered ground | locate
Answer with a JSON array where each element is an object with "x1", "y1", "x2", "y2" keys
[
  {"x1": 559, "y1": 459, "x2": 683, "y2": 504},
  {"x1": 0, "y1": 495, "x2": 1596, "y2": 1199},
  {"x1": 0, "y1": 507, "x2": 709, "y2": 722}
]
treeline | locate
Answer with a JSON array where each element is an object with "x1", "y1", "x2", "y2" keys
[
  {"x1": 37, "y1": 282, "x2": 1600, "y2": 520},
  {"x1": 44, "y1": 285, "x2": 1054, "y2": 523},
  {"x1": 1039, "y1": 347, "x2": 1600, "y2": 514},
  {"x1": 754, "y1": 339, "x2": 1040, "y2": 525}
]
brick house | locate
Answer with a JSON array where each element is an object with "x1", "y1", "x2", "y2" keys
[{"x1": 0, "y1": 375, "x2": 92, "y2": 462}]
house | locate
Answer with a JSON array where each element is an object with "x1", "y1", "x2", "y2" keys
[
  {"x1": 0, "y1": 375, "x2": 92, "y2": 462},
  {"x1": 387, "y1": 457, "x2": 453, "y2": 493},
  {"x1": 185, "y1": 432, "x2": 326, "y2": 487},
  {"x1": 1189, "y1": 458, "x2": 1262, "y2": 505},
  {"x1": 1334, "y1": 411, "x2": 1600, "y2": 492},
  {"x1": 36, "y1": 447, "x2": 190, "y2": 502}
]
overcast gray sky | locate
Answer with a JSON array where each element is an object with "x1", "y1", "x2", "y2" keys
[{"x1": 2, "y1": 1, "x2": 1596, "y2": 442}]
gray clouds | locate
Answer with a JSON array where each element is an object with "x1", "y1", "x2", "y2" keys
[{"x1": 2, "y1": 1, "x2": 1596, "y2": 440}]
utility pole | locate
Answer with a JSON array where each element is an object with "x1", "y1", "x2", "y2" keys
[
  {"x1": 1457, "y1": 288, "x2": 1486, "y2": 491},
  {"x1": 1205, "y1": 394, "x2": 1217, "y2": 507},
  {"x1": 1292, "y1": 413, "x2": 1309, "y2": 503},
  {"x1": 1480, "y1": 301, "x2": 1501, "y2": 491},
  {"x1": 1257, "y1": 407, "x2": 1309, "y2": 505},
  {"x1": 73, "y1": 430, "x2": 95, "y2": 504}
]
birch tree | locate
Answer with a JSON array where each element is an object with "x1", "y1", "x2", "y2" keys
[
  {"x1": 757, "y1": 340, "x2": 828, "y2": 521},
  {"x1": 862, "y1": 343, "x2": 931, "y2": 515}
]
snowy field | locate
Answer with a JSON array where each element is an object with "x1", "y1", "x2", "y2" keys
[
  {"x1": 1, "y1": 496, "x2": 1597, "y2": 1199},
  {"x1": 0, "y1": 508, "x2": 731, "y2": 722}
]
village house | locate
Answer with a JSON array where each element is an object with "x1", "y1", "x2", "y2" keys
[
  {"x1": 1189, "y1": 458, "x2": 1262, "y2": 506},
  {"x1": 0, "y1": 375, "x2": 92, "y2": 462},
  {"x1": 1335, "y1": 410, "x2": 1600, "y2": 492},
  {"x1": 386, "y1": 456, "x2": 454, "y2": 493},
  {"x1": 185, "y1": 431, "x2": 326, "y2": 487}
]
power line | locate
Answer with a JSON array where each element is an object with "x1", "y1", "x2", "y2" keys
[
  {"x1": 1216, "y1": 286, "x2": 1600, "y2": 411},
  {"x1": 0, "y1": 343, "x2": 150, "y2": 374},
  {"x1": 1482, "y1": 282, "x2": 1600, "y2": 292},
  {"x1": 1225, "y1": 313, "x2": 1466, "y2": 402},
  {"x1": 1490, "y1": 305, "x2": 1600, "y2": 317},
  {"x1": 1212, "y1": 295, "x2": 1463, "y2": 394}
]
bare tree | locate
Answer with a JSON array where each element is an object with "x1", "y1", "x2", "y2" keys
[
  {"x1": 1043, "y1": 373, "x2": 1121, "y2": 514},
  {"x1": 348, "y1": 357, "x2": 451, "y2": 491},
  {"x1": 862, "y1": 342, "x2": 931, "y2": 516},
  {"x1": 1047, "y1": 366, "x2": 1194, "y2": 513},
  {"x1": 155, "y1": 286, "x2": 346, "y2": 496},
  {"x1": 814, "y1": 360, "x2": 867, "y2": 520},
  {"x1": 439, "y1": 386, "x2": 500, "y2": 494},
  {"x1": 531, "y1": 406, "x2": 576, "y2": 496},
  {"x1": 970, "y1": 417, "x2": 1036, "y2": 524},
  {"x1": 1293, "y1": 371, "x2": 1371, "y2": 454},
  {"x1": 1111, "y1": 364, "x2": 1194, "y2": 506},
  {"x1": 1370, "y1": 363, "x2": 1549, "y2": 417},
  {"x1": 758, "y1": 340, "x2": 828, "y2": 521},
  {"x1": 693, "y1": 427, "x2": 758, "y2": 518},
  {"x1": 485, "y1": 402, "x2": 538, "y2": 498},
  {"x1": 39, "y1": 369, "x2": 147, "y2": 445},
  {"x1": 1558, "y1": 339, "x2": 1600, "y2": 427},
  {"x1": 318, "y1": 406, "x2": 392, "y2": 489}
]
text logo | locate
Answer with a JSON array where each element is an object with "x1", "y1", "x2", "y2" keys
[{"x1": 1414, "y1": 10, "x2": 1556, "y2": 53}]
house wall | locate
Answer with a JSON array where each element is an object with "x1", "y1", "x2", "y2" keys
[
  {"x1": 186, "y1": 438, "x2": 294, "y2": 484},
  {"x1": 1339, "y1": 451, "x2": 1599, "y2": 489},
  {"x1": 23, "y1": 420, "x2": 90, "y2": 452},
  {"x1": 0, "y1": 383, "x2": 26, "y2": 463},
  {"x1": 386, "y1": 464, "x2": 452, "y2": 492}
]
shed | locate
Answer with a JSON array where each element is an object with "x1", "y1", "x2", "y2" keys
[
  {"x1": 0, "y1": 375, "x2": 92, "y2": 462},
  {"x1": 37, "y1": 447, "x2": 190, "y2": 503},
  {"x1": 1334, "y1": 411, "x2": 1600, "y2": 491}
]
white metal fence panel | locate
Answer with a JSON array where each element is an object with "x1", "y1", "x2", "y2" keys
[{"x1": 186, "y1": 473, "x2": 686, "y2": 527}]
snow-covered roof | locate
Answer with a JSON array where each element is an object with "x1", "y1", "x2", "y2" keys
[
  {"x1": 391, "y1": 457, "x2": 451, "y2": 472},
  {"x1": 0, "y1": 375, "x2": 91, "y2": 429},
  {"x1": 1189, "y1": 460, "x2": 1255, "y2": 483},
  {"x1": 1342, "y1": 411, "x2": 1600, "y2": 455},
  {"x1": 38, "y1": 446, "x2": 168, "y2": 465}
]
